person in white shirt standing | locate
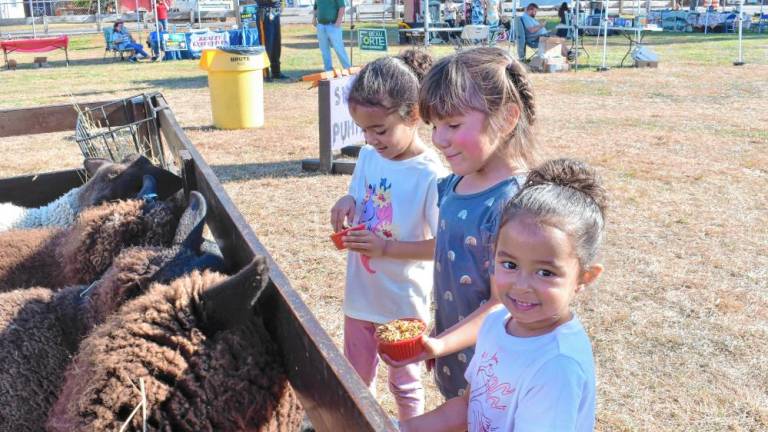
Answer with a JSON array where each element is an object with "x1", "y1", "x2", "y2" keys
[
  {"x1": 401, "y1": 158, "x2": 607, "y2": 432},
  {"x1": 330, "y1": 50, "x2": 447, "y2": 422}
]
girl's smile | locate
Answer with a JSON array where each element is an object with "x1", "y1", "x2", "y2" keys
[
  {"x1": 507, "y1": 296, "x2": 540, "y2": 312},
  {"x1": 494, "y1": 214, "x2": 602, "y2": 337}
]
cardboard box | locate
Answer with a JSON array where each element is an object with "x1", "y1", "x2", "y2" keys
[
  {"x1": 537, "y1": 36, "x2": 565, "y2": 59},
  {"x1": 547, "y1": 62, "x2": 570, "y2": 73},
  {"x1": 529, "y1": 55, "x2": 570, "y2": 73},
  {"x1": 635, "y1": 60, "x2": 658, "y2": 68}
]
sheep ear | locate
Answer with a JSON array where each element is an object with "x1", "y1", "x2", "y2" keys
[
  {"x1": 120, "y1": 153, "x2": 144, "y2": 164},
  {"x1": 173, "y1": 191, "x2": 206, "y2": 252},
  {"x1": 124, "y1": 155, "x2": 182, "y2": 200},
  {"x1": 137, "y1": 175, "x2": 158, "y2": 200},
  {"x1": 83, "y1": 158, "x2": 111, "y2": 177},
  {"x1": 200, "y1": 257, "x2": 269, "y2": 333}
]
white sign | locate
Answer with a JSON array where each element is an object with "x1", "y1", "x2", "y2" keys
[
  {"x1": 329, "y1": 75, "x2": 365, "y2": 151},
  {"x1": 198, "y1": 0, "x2": 233, "y2": 11},
  {"x1": 188, "y1": 30, "x2": 230, "y2": 52},
  {"x1": 501, "y1": 2, "x2": 515, "y2": 17}
]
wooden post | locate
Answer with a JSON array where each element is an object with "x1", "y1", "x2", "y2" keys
[
  {"x1": 300, "y1": 79, "x2": 357, "y2": 175},
  {"x1": 318, "y1": 81, "x2": 332, "y2": 173}
]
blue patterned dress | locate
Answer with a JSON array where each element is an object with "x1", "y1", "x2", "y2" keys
[{"x1": 432, "y1": 174, "x2": 525, "y2": 398}]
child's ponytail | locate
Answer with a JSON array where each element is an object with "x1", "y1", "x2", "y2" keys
[
  {"x1": 500, "y1": 158, "x2": 607, "y2": 268},
  {"x1": 505, "y1": 59, "x2": 536, "y2": 127},
  {"x1": 397, "y1": 49, "x2": 434, "y2": 82}
]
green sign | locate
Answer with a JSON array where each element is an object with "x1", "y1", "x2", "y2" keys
[
  {"x1": 358, "y1": 28, "x2": 388, "y2": 52},
  {"x1": 162, "y1": 33, "x2": 188, "y2": 51},
  {"x1": 240, "y1": 4, "x2": 258, "y2": 22}
]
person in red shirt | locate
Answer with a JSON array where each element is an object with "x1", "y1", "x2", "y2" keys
[{"x1": 155, "y1": 0, "x2": 169, "y2": 32}]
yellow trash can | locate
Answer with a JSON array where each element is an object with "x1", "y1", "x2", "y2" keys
[{"x1": 199, "y1": 46, "x2": 270, "y2": 129}]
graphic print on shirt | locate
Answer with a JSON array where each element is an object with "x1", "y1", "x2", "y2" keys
[
  {"x1": 357, "y1": 178, "x2": 396, "y2": 274},
  {"x1": 468, "y1": 351, "x2": 514, "y2": 432}
]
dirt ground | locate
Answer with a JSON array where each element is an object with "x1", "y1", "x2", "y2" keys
[{"x1": 1, "y1": 26, "x2": 767, "y2": 431}]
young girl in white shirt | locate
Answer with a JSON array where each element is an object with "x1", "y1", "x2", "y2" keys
[
  {"x1": 401, "y1": 158, "x2": 607, "y2": 431},
  {"x1": 330, "y1": 50, "x2": 447, "y2": 421}
]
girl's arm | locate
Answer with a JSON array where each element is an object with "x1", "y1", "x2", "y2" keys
[
  {"x1": 400, "y1": 387, "x2": 469, "y2": 432},
  {"x1": 344, "y1": 233, "x2": 435, "y2": 260},
  {"x1": 429, "y1": 291, "x2": 501, "y2": 356},
  {"x1": 383, "y1": 238, "x2": 435, "y2": 260},
  {"x1": 382, "y1": 280, "x2": 502, "y2": 367}
]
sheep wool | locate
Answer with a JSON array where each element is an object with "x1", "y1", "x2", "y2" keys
[
  {"x1": 0, "y1": 244, "x2": 218, "y2": 432},
  {"x1": 0, "y1": 186, "x2": 81, "y2": 232},
  {"x1": 49, "y1": 269, "x2": 305, "y2": 432},
  {"x1": 0, "y1": 285, "x2": 87, "y2": 432},
  {"x1": 0, "y1": 198, "x2": 177, "y2": 292}
]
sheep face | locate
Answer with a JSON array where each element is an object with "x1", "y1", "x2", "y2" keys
[
  {"x1": 78, "y1": 155, "x2": 181, "y2": 209},
  {"x1": 49, "y1": 258, "x2": 305, "y2": 432}
]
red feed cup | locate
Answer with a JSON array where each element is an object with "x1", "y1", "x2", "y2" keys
[
  {"x1": 376, "y1": 318, "x2": 427, "y2": 362},
  {"x1": 330, "y1": 223, "x2": 366, "y2": 250}
]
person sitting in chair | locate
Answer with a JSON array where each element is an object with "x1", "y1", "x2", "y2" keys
[
  {"x1": 111, "y1": 21, "x2": 150, "y2": 63},
  {"x1": 521, "y1": 3, "x2": 549, "y2": 48}
]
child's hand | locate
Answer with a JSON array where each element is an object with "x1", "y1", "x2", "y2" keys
[
  {"x1": 380, "y1": 335, "x2": 444, "y2": 368},
  {"x1": 344, "y1": 229, "x2": 386, "y2": 257},
  {"x1": 330, "y1": 195, "x2": 356, "y2": 232}
]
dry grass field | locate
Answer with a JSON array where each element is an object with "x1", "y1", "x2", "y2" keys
[{"x1": 0, "y1": 24, "x2": 766, "y2": 431}]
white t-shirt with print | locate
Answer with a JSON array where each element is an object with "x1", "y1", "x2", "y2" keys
[
  {"x1": 464, "y1": 309, "x2": 596, "y2": 432},
  {"x1": 343, "y1": 145, "x2": 448, "y2": 324}
]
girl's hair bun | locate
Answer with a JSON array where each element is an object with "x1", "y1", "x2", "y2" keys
[
  {"x1": 525, "y1": 158, "x2": 608, "y2": 216},
  {"x1": 397, "y1": 49, "x2": 434, "y2": 82}
]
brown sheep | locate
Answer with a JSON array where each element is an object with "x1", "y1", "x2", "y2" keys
[
  {"x1": 48, "y1": 258, "x2": 305, "y2": 432},
  {"x1": 0, "y1": 154, "x2": 181, "y2": 232},
  {"x1": 0, "y1": 192, "x2": 225, "y2": 432},
  {"x1": 0, "y1": 176, "x2": 178, "y2": 292}
]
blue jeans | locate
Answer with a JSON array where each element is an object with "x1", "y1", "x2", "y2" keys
[
  {"x1": 316, "y1": 23, "x2": 350, "y2": 71},
  {"x1": 127, "y1": 42, "x2": 149, "y2": 59},
  {"x1": 158, "y1": 19, "x2": 168, "y2": 32}
]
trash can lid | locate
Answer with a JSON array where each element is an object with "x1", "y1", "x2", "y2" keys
[
  {"x1": 219, "y1": 45, "x2": 266, "y2": 55},
  {"x1": 199, "y1": 46, "x2": 270, "y2": 72}
]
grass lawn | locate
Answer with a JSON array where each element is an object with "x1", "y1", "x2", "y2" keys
[{"x1": 1, "y1": 23, "x2": 767, "y2": 431}]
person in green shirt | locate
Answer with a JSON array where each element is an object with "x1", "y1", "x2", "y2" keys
[{"x1": 313, "y1": 0, "x2": 351, "y2": 71}]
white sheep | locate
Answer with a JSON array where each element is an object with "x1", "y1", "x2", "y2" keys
[{"x1": 0, "y1": 154, "x2": 180, "y2": 232}]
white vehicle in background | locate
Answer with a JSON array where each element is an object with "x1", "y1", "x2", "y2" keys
[
  {"x1": 0, "y1": 0, "x2": 25, "y2": 19},
  {"x1": 170, "y1": 0, "x2": 234, "y2": 14}
]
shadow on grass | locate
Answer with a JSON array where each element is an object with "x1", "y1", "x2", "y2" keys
[
  {"x1": 134, "y1": 76, "x2": 208, "y2": 89},
  {"x1": 641, "y1": 32, "x2": 767, "y2": 46},
  {"x1": 4, "y1": 56, "x2": 154, "y2": 70},
  {"x1": 275, "y1": 68, "x2": 327, "y2": 79},
  {"x1": 282, "y1": 41, "x2": 321, "y2": 50},
  {"x1": 56, "y1": 86, "x2": 155, "y2": 98},
  {"x1": 212, "y1": 160, "x2": 328, "y2": 182}
]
